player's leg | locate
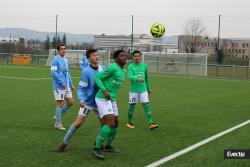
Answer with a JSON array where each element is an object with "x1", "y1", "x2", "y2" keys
[
  {"x1": 57, "y1": 107, "x2": 89, "y2": 152},
  {"x1": 126, "y1": 92, "x2": 138, "y2": 128},
  {"x1": 55, "y1": 100, "x2": 66, "y2": 130},
  {"x1": 61, "y1": 91, "x2": 74, "y2": 116},
  {"x1": 54, "y1": 89, "x2": 66, "y2": 130},
  {"x1": 92, "y1": 114, "x2": 114, "y2": 159},
  {"x1": 104, "y1": 101, "x2": 120, "y2": 152},
  {"x1": 95, "y1": 114, "x2": 114, "y2": 148},
  {"x1": 104, "y1": 116, "x2": 120, "y2": 153},
  {"x1": 92, "y1": 99, "x2": 114, "y2": 159},
  {"x1": 140, "y1": 92, "x2": 158, "y2": 130}
]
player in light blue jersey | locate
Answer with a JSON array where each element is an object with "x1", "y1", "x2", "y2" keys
[
  {"x1": 80, "y1": 55, "x2": 89, "y2": 70},
  {"x1": 51, "y1": 43, "x2": 75, "y2": 130},
  {"x1": 57, "y1": 49, "x2": 105, "y2": 152}
]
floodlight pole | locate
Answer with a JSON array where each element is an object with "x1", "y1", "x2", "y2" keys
[
  {"x1": 55, "y1": 15, "x2": 58, "y2": 56},
  {"x1": 7, "y1": 34, "x2": 11, "y2": 64},
  {"x1": 56, "y1": 15, "x2": 58, "y2": 44},
  {"x1": 217, "y1": 14, "x2": 221, "y2": 51},
  {"x1": 216, "y1": 14, "x2": 221, "y2": 76},
  {"x1": 131, "y1": 14, "x2": 134, "y2": 53}
]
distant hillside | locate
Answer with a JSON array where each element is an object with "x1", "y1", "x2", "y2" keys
[{"x1": 0, "y1": 28, "x2": 94, "y2": 44}]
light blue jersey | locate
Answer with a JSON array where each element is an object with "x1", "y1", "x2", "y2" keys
[
  {"x1": 51, "y1": 55, "x2": 74, "y2": 90},
  {"x1": 77, "y1": 65, "x2": 105, "y2": 107},
  {"x1": 80, "y1": 56, "x2": 89, "y2": 70}
]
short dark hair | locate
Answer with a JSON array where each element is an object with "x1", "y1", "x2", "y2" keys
[
  {"x1": 86, "y1": 49, "x2": 97, "y2": 58},
  {"x1": 113, "y1": 49, "x2": 125, "y2": 59},
  {"x1": 132, "y1": 50, "x2": 141, "y2": 56},
  {"x1": 56, "y1": 43, "x2": 66, "y2": 51}
]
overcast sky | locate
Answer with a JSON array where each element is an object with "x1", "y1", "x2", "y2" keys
[{"x1": 1, "y1": 0, "x2": 250, "y2": 38}]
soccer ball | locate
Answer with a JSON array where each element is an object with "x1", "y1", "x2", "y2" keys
[{"x1": 150, "y1": 23, "x2": 165, "y2": 38}]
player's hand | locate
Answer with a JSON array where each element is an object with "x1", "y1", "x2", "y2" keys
[
  {"x1": 137, "y1": 79, "x2": 144, "y2": 82},
  {"x1": 71, "y1": 87, "x2": 76, "y2": 93},
  {"x1": 80, "y1": 101, "x2": 85, "y2": 108},
  {"x1": 148, "y1": 90, "x2": 151, "y2": 95},
  {"x1": 103, "y1": 90, "x2": 111, "y2": 100}
]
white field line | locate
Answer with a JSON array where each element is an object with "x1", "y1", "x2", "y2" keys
[
  {"x1": 0, "y1": 75, "x2": 79, "y2": 80},
  {"x1": 145, "y1": 120, "x2": 250, "y2": 167}
]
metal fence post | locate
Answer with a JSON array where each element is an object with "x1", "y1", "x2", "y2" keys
[
  {"x1": 185, "y1": 54, "x2": 188, "y2": 75},
  {"x1": 103, "y1": 54, "x2": 104, "y2": 65},
  {"x1": 156, "y1": 56, "x2": 159, "y2": 72},
  {"x1": 216, "y1": 64, "x2": 218, "y2": 77},
  {"x1": 233, "y1": 65, "x2": 236, "y2": 79},
  {"x1": 247, "y1": 65, "x2": 249, "y2": 79}
]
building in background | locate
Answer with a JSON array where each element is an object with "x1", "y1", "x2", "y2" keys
[
  {"x1": 94, "y1": 34, "x2": 177, "y2": 53},
  {"x1": 0, "y1": 37, "x2": 28, "y2": 47},
  {"x1": 178, "y1": 35, "x2": 250, "y2": 59}
]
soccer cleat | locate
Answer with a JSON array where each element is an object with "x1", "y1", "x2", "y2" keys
[
  {"x1": 149, "y1": 123, "x2": 159, "y2": 130},
  {"x1": 103, "y1": 145, "x2": 120, "y2": 153},
  {"x1": 126, "y1": 123, "x2": 135, "y2": 129},
  {"x1": 91, "y1": 148, "x2": 105, "y2": 160},
  {"x1": 54, "y1": 123, "x2": 66, "y2": 130},
  {"x1": 56, "y1": 143, "x2": 67, "y2": 152}
]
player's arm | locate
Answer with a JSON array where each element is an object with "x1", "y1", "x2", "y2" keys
[
  {"x1": 69, "y1": 72, "x2": 75, "y2": 92},
  {"x1": 128, "y1": 65, "x2": 137, "y2": 81},
  {"x1": 94, "y1": 66, "x2": 115, "y2": 100},
  {"x1": 77, "y1": 70, "x2": 89, "y2": 107},
  {"x1": 128, "y1": 65, "x2": 143, "y2": 82},
  {"x1": 145, "y1": 64, "x2": 150, "y2": 93},
  {"x1": 67, "y1": 63, "x2": 75, "y2": 92},
  {"x1": 51, "y1": 58, "x2": 65, "y2": 88}
]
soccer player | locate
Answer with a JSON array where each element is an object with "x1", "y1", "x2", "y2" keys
[
  {"x1": 91, "y1": 50, "x2": 127, "y2": 160},
  {"x1": 80, "y1": 54, "x2": 89, "y2": 70},
  {"x1": 57, "y1": 49, "x2": 105, "y2": 152},
  {"x1": 51, "y1": 43, "x2": 75, "y2": 130},
  {"x1": 126, "y1": 50, "x2": 158, "y2": 130}
]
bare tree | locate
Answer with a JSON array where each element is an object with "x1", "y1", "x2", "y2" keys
[{"x1": 182, "y1": 18, "x2": 207, "y2": 53}]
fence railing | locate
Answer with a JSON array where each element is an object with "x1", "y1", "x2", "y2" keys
[
  {"x1": 1, "y1": 53, "x2": 250, "y2": 80},
  {"x1": 207, "y1": 64, "x2": 250, "y2": 79}
]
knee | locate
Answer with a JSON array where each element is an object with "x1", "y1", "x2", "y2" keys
[
  {"x1": 67, "y1": 100, "x2": 74, "y2": 107},
  {"x1": 100, "y1": 119, "x2": 106, "y2": 126},
  {"x1": 107, "y1": 122, "x2": 115, "y2": 128},
  {"x1": 114, "y1": 120, "x2": 119, "y2": 128},
  {"x1": 107, "y1": 120, "x2": 115, "y2": 128},
  {"x1": 58, "y1": 101, "x2": 65, "y2": 108},
  {"x1": 73, "y1": 120, "x2": 83, "y2": 128}
]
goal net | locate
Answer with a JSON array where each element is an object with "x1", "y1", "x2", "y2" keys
[
  {"x1": 46, "y1": 49, "x2": 110, "y2": 68},
  {"x1": 142, "y1": 52, "x2": 208, "y2": 76}
]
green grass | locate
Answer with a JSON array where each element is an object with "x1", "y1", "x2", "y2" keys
[
  {"x1": 207, "y1": 65, "x2": 250, "y2": 79},
  {"x1": 0, "y1": 65, "x2": 250, "y2": 167}
]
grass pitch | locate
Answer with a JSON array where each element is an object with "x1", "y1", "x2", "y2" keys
[{"x1": 0, "y1": 65, "x2": 250, "y2": 167}]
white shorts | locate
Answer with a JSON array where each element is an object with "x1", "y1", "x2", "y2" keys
[
  {"x1": 53, "y1": 89, "x2": 73, "y2": 101},
  {"x1": 129, "y1": 91, "x2": 149, "y2": 104},
  {"x1": 78, "y1": 105, "x2": 99, "y2": 118},
  {"x1": 95, "y1": 98, "x2": 118, "y2": 119}
]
